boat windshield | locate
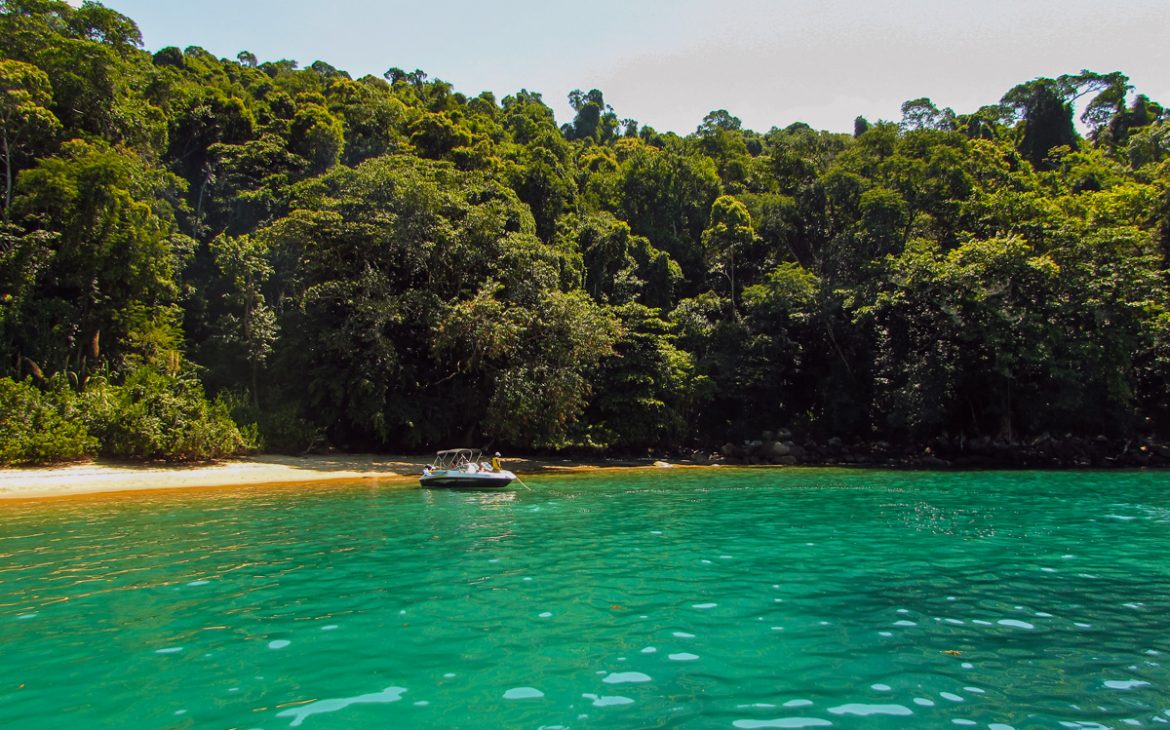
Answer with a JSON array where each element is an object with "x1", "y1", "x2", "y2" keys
[{"x1": 433, "y1": 449, "x2": 482, "y2": 469}]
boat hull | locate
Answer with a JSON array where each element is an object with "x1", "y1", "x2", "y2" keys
[{"x1": 419, "y1": 471, "x2": 515, "y2": 489}]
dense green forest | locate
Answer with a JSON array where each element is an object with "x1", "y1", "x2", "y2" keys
[{"x1": 2, "y1": 0, "x2": 1169, "y2": 465}]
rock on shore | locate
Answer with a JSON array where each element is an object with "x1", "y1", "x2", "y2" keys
[{"x1": 708, "y1": 432, "x2": 1170, "y2": 469}]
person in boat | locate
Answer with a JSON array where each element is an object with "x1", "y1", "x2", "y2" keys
[{"x1": 490, "y1": 452, "x2": 502, "y2": 471}]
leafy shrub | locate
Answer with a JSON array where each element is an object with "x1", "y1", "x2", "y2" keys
[
  {"x1": 256, "y1": 402, "x2": 325, "y2": 453},
  {"x1": 82, "y1": 367, "x2": 250, "y2": 462},
  {"x1": 0, "y1": 376, "x2": 97, "y2": 465}
]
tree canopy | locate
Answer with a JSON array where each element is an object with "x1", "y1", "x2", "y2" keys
[{"x1": 1, "y1": 1, "x2": 1169, "y2": 464}]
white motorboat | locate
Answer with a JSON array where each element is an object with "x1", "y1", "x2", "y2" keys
[{"x1": 420, "y1": 448, "x2": 516, "y2": 488}]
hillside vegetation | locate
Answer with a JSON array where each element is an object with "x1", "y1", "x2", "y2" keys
[{"x1": 2, "y1": 0, "x2": 1169, "y2": 464}]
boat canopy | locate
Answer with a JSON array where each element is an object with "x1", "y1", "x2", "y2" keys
[{"x1": 432, "y1": 449, "x2": 484, "y2": 468}]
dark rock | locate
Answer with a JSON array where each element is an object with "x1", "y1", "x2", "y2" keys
[
  {"x1": 763, "y1": 441, "x2": 791, "y2": 460},
  {"x1": 695, "y1": 434, "x2": 1170, "y2": 470},
  {"x1": 967, "y1": 435, "x2": 992, "y2": 454}
]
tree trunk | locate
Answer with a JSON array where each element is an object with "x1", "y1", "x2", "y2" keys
[
  {"x1": 728, "y1": 248, "x2": 737, "y2": 319},
  {"x1": 997, "y1": 380, "x2": 1014, "y2": 442},
  {"x1": 251, "y1": 361, "x2": 260, "y2": 411},
  {"x1": 2, "y1": 130, "x2": 12, "y2": 214}
]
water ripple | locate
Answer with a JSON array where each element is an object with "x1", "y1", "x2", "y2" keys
[
  {"x1": 1, "y1": 471, "x2": 1168, "y2": 728},
  {"x1": 275, "y1": 685, "x2": 407, "y2": 727}
]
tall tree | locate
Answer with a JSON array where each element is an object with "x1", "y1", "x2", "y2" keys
[
  {"x1": 208, "y1": 233, "x2": 277, "y2": 408},
  {"x1": 701, "y1": 195, "x2": 756, "y2": 318},
  {"x1": 563, "y1": 88, "x2": 618, "y2": 143},
  {"x1": 1002, "y1": 78, "x2": 1079, "y2": 170},
  {"x1": 8, "y1": 139, "x2": 188, "y2": 377},
  {"x1": 0, "y1": 59, "x2": 60, "y2": 213}
]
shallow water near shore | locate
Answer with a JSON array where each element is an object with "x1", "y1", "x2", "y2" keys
[{"x1": 1, "y1": 468, "x2": 1168, "y2": 728}]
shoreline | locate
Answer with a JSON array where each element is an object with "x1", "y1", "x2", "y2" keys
[
  {"x1": 2, "y1": 448, "x2": 1165, "y2": 501},
  {"x1": 0, "y1": 454, "x2": 671, "y2": 501}
]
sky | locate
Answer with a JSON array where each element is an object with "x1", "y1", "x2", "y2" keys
[{"x1": 87, "y1": 0, "x2": 1170, "y2": 135}]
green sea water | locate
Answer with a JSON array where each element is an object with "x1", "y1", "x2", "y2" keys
[{"x1": 1, "y1": 468, "x2": 1168, "y2": 729}]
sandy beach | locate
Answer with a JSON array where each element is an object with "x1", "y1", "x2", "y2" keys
[{"x1": 0, "y1": 453, "x2": 669, "y2": 500}]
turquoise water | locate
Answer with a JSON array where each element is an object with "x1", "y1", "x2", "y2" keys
[{"x1": 1, "y1": 468, "x2": 1168, "y2": 729}]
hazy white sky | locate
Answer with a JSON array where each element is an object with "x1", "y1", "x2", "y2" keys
[{"x1": 93, "y1": 0, "x2": 1170, "y2": 135}]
